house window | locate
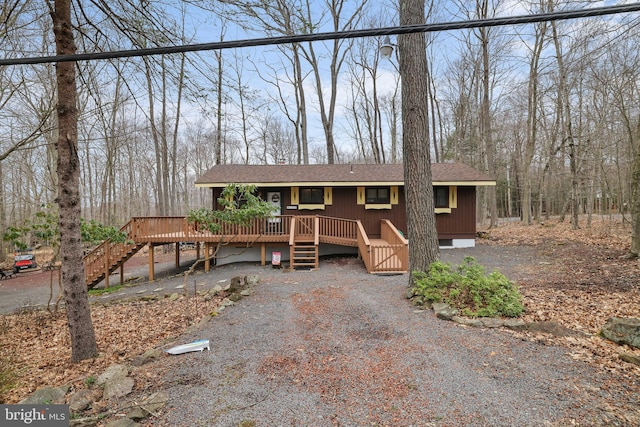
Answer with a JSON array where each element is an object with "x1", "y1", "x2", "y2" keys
[
  {"x1": 366, "y1": 187, "x2": 390, "y2": 204},
  {"x1": 434, "y1": 187, "x2": 449, "y2": 208},
  {"x1": 300, "y1": 187, "x2": 324, "y2": 204}
]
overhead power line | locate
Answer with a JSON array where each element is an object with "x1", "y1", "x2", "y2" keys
[{"x1": 1, "y1": 3, "x2": 640, "y2": 66}]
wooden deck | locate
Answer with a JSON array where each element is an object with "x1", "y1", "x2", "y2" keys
[{"x1": 83, "y1": 215, "x2": 408, "y2": 288}]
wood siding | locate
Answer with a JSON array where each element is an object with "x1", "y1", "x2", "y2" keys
[
  {"x1": 435, "y1": 186, "x2": 477, "y2": 239},
  {"x1": 212, "y1": 185, "x2": 477, "y2": 241}
]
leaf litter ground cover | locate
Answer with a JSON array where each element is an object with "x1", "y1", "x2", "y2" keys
[{"x1": 0, "y1": 215, "x2": 638, "y2": 424}]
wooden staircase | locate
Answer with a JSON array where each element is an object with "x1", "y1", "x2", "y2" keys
[
  {"x1": 291, "y1": 240, "x2": 318, "y2": 269},
  {"x1": 84, "y1": 221, "x2": 146, "y2": 288},
  {"x1": 289, "y1": 216, "x2": 319, "y2": 270}
]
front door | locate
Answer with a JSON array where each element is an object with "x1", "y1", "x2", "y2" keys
[{"x1": 267, "y1": 191, "x2": 282, "y2": 224}]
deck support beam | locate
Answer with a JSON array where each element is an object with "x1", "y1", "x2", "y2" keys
[
  {"x1": 120, "y1": 266, "x2": 124, "y2": 286},
  {"x1": 261, "y1": 243, "x2": 266, "y2": 266},
  {"x1": 104, "y1": 243, "x2": 110, "y2": 289},
  {"x1": 148, "y1": 243, "x2": 154, "y2": 281},
  {"x1": 175, "y1": 243, "x2": 180, "y2": 268},
  {"x1": 204, "y1": 242, "x2": 211, "y2": 272}
]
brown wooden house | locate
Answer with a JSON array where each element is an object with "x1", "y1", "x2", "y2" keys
[
  {"x1": 83, "y1": 162, "x2": 493, "y2": 288},
  {"x1": 194, "y1": 162, "x2": 495, "y2": 271}
]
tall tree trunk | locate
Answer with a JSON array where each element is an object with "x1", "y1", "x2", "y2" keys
[
  {"x1": 478, "y1": 0, "x2": 498, "y2": 228},
  {"x1": 293, "y1": 43, "x2": 309, "y2": 164},
  {"x1": 522, "y1": 19, "x2": 546, "y2": 225},
  {"x1": 630, "y1": 137, "x2": 640, "y2": 257},
  {"x1": 171, "y1": 53, "x2": 186, "y2": 213},
  {"x1": 628, "y1": 110, "x2": 640, "y2": 256},
  {"x1": 51, "y1": 0, "x2": 98, "y2": 362},
  {"x1": 143, "y1": 57, "x2": 165, "y2": 216},
  {"x1": 399, "y1": 0, "x2": 439, "y2": 280},
  {"x1": 551, "y1": 16, "x2": 579, "y2": 229}
]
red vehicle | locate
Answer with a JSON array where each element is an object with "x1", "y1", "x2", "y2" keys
[{"x1": 13, "y1": 251, "x2": 37, "y2": 273}]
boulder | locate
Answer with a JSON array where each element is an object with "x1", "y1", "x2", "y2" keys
[
  {"x1": 601, "y1": 317, "x2": 640, "y2": 349},
  {"x1": 69, "y1": 417, "x2": 100, "y2": 427},
  {"x1": 103, "y1": 376, "x2": 134, "y2": 400},
  {"x1": 503, "y1": 318, "x2": 527, "y2": 329},
  {"x1": 68, "y1": 388, "x2": 96, "y2": 412},
  {"x1": 405, "y1": 287, "x2": 415, "y2": 300},
  {"x1": 99, "y1": 364, "x2": 134, "y2": 400},
  {"x1": 508, "y1": 320, "x2": 584, "y2": 337},
  {"x1": 619, "y1": 353, "x2": 640, "y2": 367},
  {"x1": 228, "y1": 275, "x2": 247, "y2": 293},
  {"x1": 452, "y1": 316, "x2": 483, "y2": 327},
  {"x1": 479, "y1": 317, "x2": 504, "y2": 328},
  {"x1": 104, "y1": 418, "x2": 138, "y2": 427},
  {"x1": 19, "y1": 385, "x2": 69, "y2": 404},
  {"x1": 126, "y1": 407, "x2": 148, "y2": 421},
  {"x1": 97, "y1": 364, "x2": 129, "y2": 386},
  {"x1": 132, "y1": 348, "x2": 164, "y2": 367},
  {"x1": 432, "y1": 303, "x2": 458, "y2": 321}
]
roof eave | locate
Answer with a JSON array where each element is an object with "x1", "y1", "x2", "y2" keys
[{"x1": 195, "y1": 180, "x2": 496, "y2": 188}]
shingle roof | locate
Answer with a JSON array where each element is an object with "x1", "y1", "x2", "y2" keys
[{"x1": 194, "y1": 163, "x2": 495, "y2": 187}]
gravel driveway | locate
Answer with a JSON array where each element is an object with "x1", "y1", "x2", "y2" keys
[{"x1": 146, "y1": 246, "x2": 631, "y2": 427}]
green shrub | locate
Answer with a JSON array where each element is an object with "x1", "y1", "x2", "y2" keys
[{"x1": 412, "y1": 256, "x2": 524, "y2": 318}]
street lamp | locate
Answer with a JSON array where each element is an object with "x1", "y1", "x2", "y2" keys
[{"x1": 380, "y1": 36, "x2": 394, "y2": 59}]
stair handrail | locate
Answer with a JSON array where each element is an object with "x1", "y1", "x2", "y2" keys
[
  {"x1": 289, "y1": 216, "x2": 297, "y2": 246},
  {"x1": 83, "y1": 220, "x2": 139, "y2": 287},
  {"x1": 355, "y1": 220, "x2": 372, "y2": 272}
]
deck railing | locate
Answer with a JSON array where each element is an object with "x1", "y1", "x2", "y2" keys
[
  {"x1": 373, "y1": 220, "x2": 409, "y2": 272},
  {"x1": 318, "y1": 215, "x2": 358, "y2": 245},
  {"x1": 356, "y1": 221, "x2": 373, "y2": 272},
  {"x1": 357, "y1": 219, "x2": 409, "y2": 274},
  {"x1": 84, "y1": 214, "x2": 408, "y2": 286},
  {"x1": 84, "y1": 220, "x2": 142, "y2": 287}
]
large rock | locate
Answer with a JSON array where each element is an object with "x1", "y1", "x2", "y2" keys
[
  {"x1": 19, "y1": 385, "x2": 69, "y2": 404},
  {"x1": 104, "y1": 418, "x2": 139, "y2": 427},
  {"x1": 227, "y1": 275, "x2": 247, "y2": 293},
  {"x1": 99, "y1": 364, "x2": 134, "y2": 400},
  {"x1": 127, "y1": 391, "x2": 169, "y2": 421},
  {"x1": 69, "y1": 417, "x2": 100, "y2": 427},
  {"x1": 601, "y1": 317, "x2": 640, "y2": 349},
  {"x1": 97, "y1": 364, "x2": 129, "y2": 386},
  {"x1": 68, "y1": 388, "x2": 97, "y2": 412},
  {"x1": 619, "y1": 353, "x2": 640, "y2": 367},
  {"x1": 103, "y1": 376, "x2": 134, "y2": 400},
  {"x1": 432, "y1": 303, "x2": 458, "y2": 320},
  {"x1": 132, "y1": 348, "x2": 164, "y2": 367}
]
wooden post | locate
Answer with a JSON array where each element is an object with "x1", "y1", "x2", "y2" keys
[
  {"x1": 104, "y1": 243, "x2": 110, "y2": 289},
  {"x1": 148, "y1": 243, "x2": 154, "y2": 281},
  {"x1": 196, "y1": 242, "x2": 201, "y2": 260},
  {"x1": 120, "y1": 265, "x2": 124, "y2": 286},
  {"x1": 175, "y1": 242, "x2": 180, "y2": 267},
  {"x1": 204, "y1": 242, "x2": 210, "y2": 272},
  {"x1": 261, "y1": 243, "x2": 266, "y2": 266}
]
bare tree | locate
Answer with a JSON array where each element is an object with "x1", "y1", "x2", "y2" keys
[
  {"x1": 50, "y1": 0, "x2": 98, "y2": 362},
  {"x1": 519, "y1": 3, "x2": 548, "y2": 224}
]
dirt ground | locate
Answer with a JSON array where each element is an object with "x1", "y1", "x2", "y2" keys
[{"x1": 0, "y1": 216, "x2": 639, "y2": 420}]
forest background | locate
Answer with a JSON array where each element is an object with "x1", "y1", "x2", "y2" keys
[{"x1": 1, "y1": 0, "x2": 639, "y2": 254}]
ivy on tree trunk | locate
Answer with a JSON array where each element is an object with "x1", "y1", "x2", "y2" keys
[{"x1": 52, "y1": 0, "x2": 98, "y2": 362}]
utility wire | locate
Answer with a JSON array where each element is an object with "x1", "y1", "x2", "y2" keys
[{"x1": 1, "y1": 3, "x2": 640, "y2": 66}]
